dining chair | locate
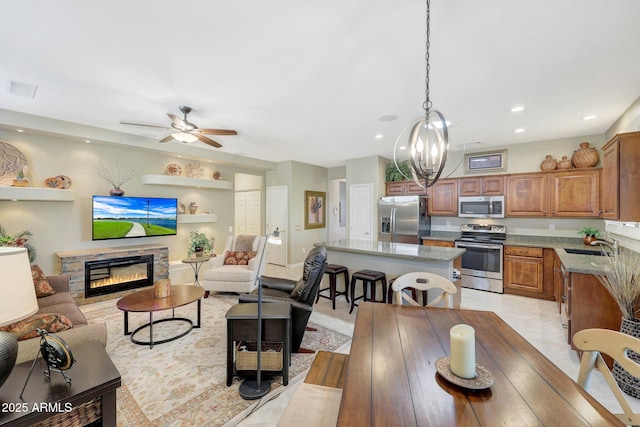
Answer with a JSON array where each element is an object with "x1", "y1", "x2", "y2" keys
[
  {"x1": 573, "y1": 328, "x2": 640, "y2": 426},
  {"x1": 390, "y1": 272, "x2": 457, "y2": 308}
]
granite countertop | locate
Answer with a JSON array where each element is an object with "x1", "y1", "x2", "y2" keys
[
  {"x1": 420, "y1": 233, "x2": 609, "y2": 275},
  {"x1": 317, "y1": 239, "x2": 465, "y2": 262}
]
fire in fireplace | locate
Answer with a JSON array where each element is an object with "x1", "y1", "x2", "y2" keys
[{"x1": 85, "y1": 255, "x2": 154, "y2": 297}]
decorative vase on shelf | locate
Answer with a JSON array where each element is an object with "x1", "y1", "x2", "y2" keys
[
  {"x1": 109, "y1": 187, "x2": 125, "y2": 196},
  {"x1": 540, "y1": 155, "x2": 557, "y2": 171},
  {"x1": 571, "y1": 142, "x2": 599, "y2": 168},
  {"x1": 189, "y1": 202, "x2": 198, "y2": 215},
  {"x1": 583, "y1": 235, "x2": 597, "y2": 246},
  {"x1": 557, "y1": 156, "x2": 572, "y2": 170}
]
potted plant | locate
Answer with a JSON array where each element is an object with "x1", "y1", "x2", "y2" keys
[
  {"x1": 95, "y1": 160, "x2": 138, "y2": 196},
  {"x1": 385, "y1": 161, "x2": 411, "y2": 182},
  {"x1": 188, "y1": 231, "x2": 214, "y2": 258},
  {"x1": 577, "y1": 226, "x2": 600, "y2": 246},
  {"x1": 596, "y1": 247, "x2": 640, "y2": 397},
  {"x1": 0, "y1": 225, "x2": 36, "y2": 262}
]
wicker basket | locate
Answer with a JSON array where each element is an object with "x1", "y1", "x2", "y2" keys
[
  {"x1": 236, "y1": 341, "x2": 283, "y2": 371},
  {"x1": 32, "y1": 398, "x2": 101, "y2": 427},
  {"x1": 571, "y1": 142, "x2": 599, "y2": 168}
]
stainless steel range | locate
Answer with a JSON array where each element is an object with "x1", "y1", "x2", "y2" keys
[{"x1": 454, "y1": 224, "x2": 506, "y2": 293}]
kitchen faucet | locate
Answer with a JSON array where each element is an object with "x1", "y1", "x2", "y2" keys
[{"x1": 590, "y1": 238, "x2": 619, "y2": 256}]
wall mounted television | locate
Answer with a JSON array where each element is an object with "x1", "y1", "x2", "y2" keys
[{"x1": 92, "y1": 196, "x2": 178, "y2": 240}]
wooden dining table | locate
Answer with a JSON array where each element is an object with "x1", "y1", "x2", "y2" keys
[{"x1": 337, "y1": 302, "x2": 623, "y2": 426}]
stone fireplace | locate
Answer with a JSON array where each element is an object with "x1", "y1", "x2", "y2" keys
[{"x1": 55, "y1": 244, "x2": 169, "y2": 304}]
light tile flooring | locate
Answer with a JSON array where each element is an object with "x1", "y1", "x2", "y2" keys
[{"x1": 230, "y1": 264, "x2": 639, "y2": 426}]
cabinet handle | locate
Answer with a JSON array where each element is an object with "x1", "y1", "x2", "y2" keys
[
  {"x1": 543, "y1": 210, "x2": 547, "y2": 215},
  {"x1": 551, "y1": 211, "x2": 556, "y2": 215}
]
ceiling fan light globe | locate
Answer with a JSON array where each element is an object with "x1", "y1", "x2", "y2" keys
[{"x1": 172, "y1": 132, "x2": 198, "y2": 143}]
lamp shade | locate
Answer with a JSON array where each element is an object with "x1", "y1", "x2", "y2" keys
[{"x1": 0, "y1": 247, "x2": 38, "y2": 326}]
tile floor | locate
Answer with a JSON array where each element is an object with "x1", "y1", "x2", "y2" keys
[{"x1": 229, "y1": 264, "x2": 639, "y2": 426}]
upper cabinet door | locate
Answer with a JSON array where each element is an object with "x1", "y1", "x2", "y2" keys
[
  {"x1": 458, "y1": 176, "x2": 504, "y2": 197},
  {"x1": 427, "y1": 179, "x2": 458, "y2": 216},
  {"x1": 506, "y1": 173, "x2": 548, "y2": 217},
  {"x1": 482, "y1": 176, "x2": 505, "y2": 196},
  {"x1": 550, "y1": 170, "x2": 600, "y2": 217}
]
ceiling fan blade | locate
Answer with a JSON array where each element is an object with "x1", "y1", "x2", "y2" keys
[
  {"x1": 196, "y1": 128, "x2": 238, "y2": 136},
  {"x1": 159, "y1": 135, "x2": 175, "y2": 143},
  {"x1": 120, "y1": 121, "x2": 172, "y2": 130},
  {"x1": 167, "y1": 113, "x2": 187, "y2": 129},
  {"x1": 194, "y1": 133, "x2": 223, "y2": 148}
]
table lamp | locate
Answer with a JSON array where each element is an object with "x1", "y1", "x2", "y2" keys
[
  {"x1": 239, "y1": 228, "x2": 282, "y2": 400},
  {"x1": 0, "y1": 247, "x2": 39, "y2": 389}
]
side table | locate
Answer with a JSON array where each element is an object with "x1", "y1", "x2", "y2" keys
[
  {"x1": 226, "y1": 302, "x2": 291, "y2": 387},
  {"x1": 0, "y1": 340, "x2": 121, "y2": 427},
  {"x1": 182, "y1": 255, "x2": 212, "y2": 287}
]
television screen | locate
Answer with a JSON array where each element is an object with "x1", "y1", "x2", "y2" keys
[{"x1": 92, "y1": 196, "x2": 178, "y2": 240}]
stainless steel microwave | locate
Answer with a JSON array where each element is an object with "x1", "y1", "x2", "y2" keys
[{"x1": 458, "y1": 196, "x2": 505, "y2": 218}]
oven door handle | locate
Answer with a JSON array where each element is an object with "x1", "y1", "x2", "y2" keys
[{"x1": 455, "y1": 243, "x2": 503, "y2": 250}]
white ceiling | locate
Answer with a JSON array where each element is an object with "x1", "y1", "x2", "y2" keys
[{"x1": 1, "y1": 0, "x2": 640, "y2": 168}]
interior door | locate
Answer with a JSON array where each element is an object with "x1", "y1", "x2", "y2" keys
[
  {"x1": 266, "y1": 186, "x2": 288, "y2": 266},
  {"x1": 349, "y1": 183, "x2": 373, "y2": 241}
]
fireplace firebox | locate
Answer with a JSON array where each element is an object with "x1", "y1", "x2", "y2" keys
[{"x1": 85, "y1": 255, "x2": 154, "y2": 297}]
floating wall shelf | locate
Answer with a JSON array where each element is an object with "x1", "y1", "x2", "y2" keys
[
  {"x1": 0, "y1": 187, "x2": 76, "y2": 202},
  {"x1": 177, "y1": 214, "x2": 218, "y2": 224},
  {"x1": 141, "y1": 175, "x2": 233, "y2": 190}
]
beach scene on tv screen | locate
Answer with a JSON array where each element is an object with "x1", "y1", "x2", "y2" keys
[{"x1": 93, "y1": 196, "x2": 177, "y2": 240}]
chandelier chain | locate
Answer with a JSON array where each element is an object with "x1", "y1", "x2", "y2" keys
[{"x1": 423, "y1": 0, "x2": 432, "y2": 114}]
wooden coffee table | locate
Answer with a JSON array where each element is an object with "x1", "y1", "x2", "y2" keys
[{"x1": 116, "y1": 285, "x2": 205, "y2": 348}]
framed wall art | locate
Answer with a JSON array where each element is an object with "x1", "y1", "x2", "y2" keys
[
  {"x1": 304, "y1": 191, "x2": 326, "y2": 229},
  {"x1": 464, "y1": 149, "x2": 508, "y2": 173}
]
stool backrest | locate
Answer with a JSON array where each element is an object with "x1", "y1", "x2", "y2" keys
[{"x1": 391, "y1": 272, "x2": 457, "y2": 308}]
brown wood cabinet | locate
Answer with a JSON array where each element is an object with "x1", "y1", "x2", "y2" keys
[
  {"x1": 504, "y1": 246, "x2": 554, "y2": 300},
  {"x1": 506, "y1": 173, "x2": 548, "y2": 216},
  {"x1": 385, "y1": 180, "x2": 427, "y2": 196},
  {"x1": 553, "y1": 253, "x2": 565, "y2": 314},
  {"x1": 549, "y1": 169, "x2": 601, "y2": 217},
  {"x1": 506, "y1": 170, "x2": 601, "y2": 218},
  {"x1": 601, "y1": 131, "x2": 640, "y2": 221},
  {"x1": 458, "y1": 175, "x2": 505, "y2": 196},
  {"x1": 427, "y1": 179, "x2": 458, "y2": 216},
  {"x1": 421, "y1": 239, "x2": 455, "y2": 247}
]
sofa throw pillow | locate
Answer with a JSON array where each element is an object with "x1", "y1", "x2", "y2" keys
[
  {"x1": 223, "y1": 251, "x2": 257, "y2": 266},
  {"x1": 31, "y1": 265, "x2": 56, "y2": 297},
  {"x1": 0, "y1": 313, "x2": 73, "y2": 341}
]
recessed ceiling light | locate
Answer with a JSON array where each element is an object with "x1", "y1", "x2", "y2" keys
[
  {"x1": 514, "y1": 128, "x2": 525, "y2": 133},
  {"x1": 84, "y1": 139, "x2": 91, "y2": 143},
  {"x1": 511, "y1": 106, "x2": 525, "y2": 112},
  {"x1": 375, "y1": 133, "x2": 384, "y2": 139},
  {"x1": 582, "y1": 115, "x2": 597, "y2": 121},
  {"x1": 16, "y1": 129, "x2": 24, "y2": 133},
  {"x1": 378, "y1": 115, "x2": 398, "y2": 122},
  {"x1": 399, "y1": 145, "x2": 407, "y2": 150}
]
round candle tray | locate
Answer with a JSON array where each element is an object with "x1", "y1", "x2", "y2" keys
[{"x1": 435, "y1": 357, "x2": 494, "y2": 390}]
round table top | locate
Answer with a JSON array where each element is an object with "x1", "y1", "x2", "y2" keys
[
  {"x1": 117, "y1": 285, "x2": 205, "y2": 313},
  {"x1": 181, "y1": 255, "x2": 213, "y2": 263}
]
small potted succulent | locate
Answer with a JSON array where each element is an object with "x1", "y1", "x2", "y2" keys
[{"x1": 577, "y1": 226, "x2": 600, "y2": 246}]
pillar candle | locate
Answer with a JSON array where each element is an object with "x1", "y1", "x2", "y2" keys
[{"x1": 450, "y1": 324, "x2": 476, "y2": 379}]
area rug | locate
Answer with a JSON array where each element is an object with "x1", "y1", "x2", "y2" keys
[{"x1": 81, "y1": 294, "x2": 350, "y2": 426}]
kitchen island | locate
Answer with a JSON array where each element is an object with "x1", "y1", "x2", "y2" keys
[{"x1": 316, "y1": 239, "x2": 464, "y2": 308}]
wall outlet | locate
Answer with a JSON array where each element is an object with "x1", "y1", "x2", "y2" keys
[
  {"x1": 446, "y1": 221, "x2": 451, "y2": 227},
  {"x1": 302, "y1": 247, "x2": 306, "y2": 253},
  {"x1": 549, "y1": 223, "x2": 555, "y2": 230},
  {"x1": 228, "y1": 226, "x2": 233, "y2": 232}
]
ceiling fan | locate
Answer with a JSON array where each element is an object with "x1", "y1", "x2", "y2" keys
[{"x1": 120, "y1": 105, "x2": 237, "y2": 148}]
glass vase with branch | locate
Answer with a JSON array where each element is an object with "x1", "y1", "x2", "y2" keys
[{"x1": 95, "y1": 161, "x2": 139, "y2": 196}]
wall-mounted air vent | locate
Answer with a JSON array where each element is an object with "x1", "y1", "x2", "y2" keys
[{"x1": 6, "y1": 79, "x2": 38, "y2": 98}]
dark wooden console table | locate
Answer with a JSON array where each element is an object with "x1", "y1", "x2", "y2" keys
[{"x1": 0, "y1": 340, "x2": 121, "y2": 427}]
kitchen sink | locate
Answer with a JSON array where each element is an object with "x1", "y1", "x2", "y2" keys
[{"x1": 563, "y1": 248, "x2": 605, "y2": 256}]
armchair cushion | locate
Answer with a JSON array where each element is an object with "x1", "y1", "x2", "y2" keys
[
  {"x1": 224, "y1": 251, "x2": 257, "y2": 265},
  {"x1": 31, "y1": 265, "x2": 56, "y2": 297}
]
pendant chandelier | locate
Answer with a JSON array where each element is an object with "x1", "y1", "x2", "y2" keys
[{"x1": 405, "y1": 0, "x2": 449, "y2": 188}]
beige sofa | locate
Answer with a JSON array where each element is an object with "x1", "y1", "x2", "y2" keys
[{"x1": 16, "y1": 274, "x2": 107, "y2": 364}]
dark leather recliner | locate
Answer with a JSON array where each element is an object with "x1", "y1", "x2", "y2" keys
[{"x1": 239, "y1": 245, "x2": 327, "y2": 352}]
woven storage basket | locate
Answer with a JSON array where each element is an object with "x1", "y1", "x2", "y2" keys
[
  {"x1": 236, "y1": 341, "x2": 283, "y2": 371},
  {"x1": 32, "y1": 398, "x2": 101, "y2": 427}
]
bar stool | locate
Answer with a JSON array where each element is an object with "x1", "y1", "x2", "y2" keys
[
  {"x1": 316, "y1": 264, "x2": 350, "y2": 310},
  {"x1": 349, "y1": 270, "x2": 387, "y2": 314},
  {"x1": 387, "y1": 276, "x2": 427, "y2": 306}
]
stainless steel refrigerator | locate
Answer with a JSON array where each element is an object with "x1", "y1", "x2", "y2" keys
[{"x1": 378, "y1": 195, "x2": 430, "y2": 244}]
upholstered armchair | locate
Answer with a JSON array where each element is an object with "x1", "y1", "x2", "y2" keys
[
  {"x1": 202, "y1": 235, "x2": 267, "y2": 294},
  {"x1": 239, "y1": 245, "x2": 327, "y2": 353}
]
